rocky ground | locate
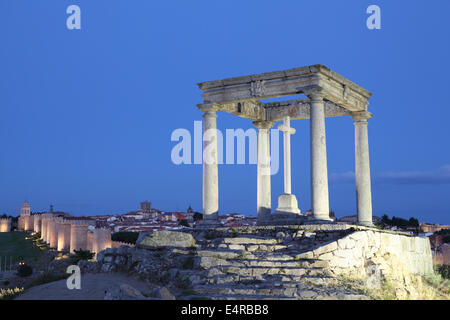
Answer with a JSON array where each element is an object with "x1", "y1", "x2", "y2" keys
[
  {"x1": 12, "y1": 226, "x2": 450, "y2": 300},
  {"x1": 15, "y1": 273, "x2": 158, "y2": 300}
]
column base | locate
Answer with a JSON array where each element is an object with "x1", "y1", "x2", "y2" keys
[
  {"x1": 303, "y1": 218, "x2": 336, "y2": 225},
  {"x1": 358, "y1": 221, "x2": 374, "y2": 227},
  {"x1": 274, "y1": 194, "x2": 301, "y2": 217},
  {"x1": 257, "y1": 207, "x2": 272, "y2": 223},
  {"x1": 311, "y1": 212, "x2": 334, "y2": 223},
  {"x1": 196, "y1": 214, "x2": 222, "y2": 229}
]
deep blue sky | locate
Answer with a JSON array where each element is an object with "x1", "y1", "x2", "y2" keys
[{"x1": 0, "y1": 1, "x2": 449, "y2": 224}]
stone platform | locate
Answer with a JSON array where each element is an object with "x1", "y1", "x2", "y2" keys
[{"x1": 98, "y1": 224, "x2": 435, "y2": 300}]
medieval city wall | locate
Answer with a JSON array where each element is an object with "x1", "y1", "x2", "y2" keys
[
  {"x1": 41, "y1": 218, "x2": 47, "y2": 241},
  {"x1": 87, "y1": 231, "x2": 94, "y2": 252},
  {"x1": 13, "y1": 213, "x2": 114, "y2": 256},
  {"x1": 0, "y1": 218, "x2": 11, "y2": 232},
  {"x1": 23, "y1": 215, "x2": 34, "y2": 231},
  {"x1": 48, "y1": 219, "x2": 58, "y2": 248},
  {"x1": 33, "y1": 215, "x2": 41, "y2": 233},
  {"x1": 70, "y1": 223, "x2": 88, "y2": 253},
  {"x1": 57, "y1": 221, "x2": 71, "y2": 252},
  {"x1": 93, "y1": 228, "x2": 112, "y2": 257},
  {"x1": 18, "y1": 216, "x2": 24, "y2": 230}
]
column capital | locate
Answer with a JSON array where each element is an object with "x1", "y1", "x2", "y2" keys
[
  {"x1": 198, "y1": 104, "x2": 219, "y2": 114},
  {"x1": 253, "y1": 120, "x2": 274, "y2": 130},
  {"x1": 351, "y1": 111, "x2": 373, "y2": 122},
  {"x1": 305, "y1": 89, "x2": 326, "y2": 102}
]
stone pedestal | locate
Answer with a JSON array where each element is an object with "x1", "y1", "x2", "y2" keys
[
  {"x1": 275, "y1": 116, "x2": 301, "y2": 217},
  {"x1": 275, "y1": 194, "x2": 301, "y2": 215}
]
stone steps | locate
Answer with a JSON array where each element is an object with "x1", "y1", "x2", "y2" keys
[
  {"x1": 183, "y1": 279, "x2": 369, "y2": 300},
  {"x1": 205, "y1": 266, "x2": 329, "y2": 282},
  {"x1": 203, "y1": 235, "x2": 334, "y2": 253},
  {"x1": 181, "y1": 285, "x2": 366, "y2": 300},
  {"x1": 189, "y1": 284, "x2": 300, "y2": 298},
  {"x1": 207, "y1": 243, "x2": 290, "y2": 252},
  {"x1": 181, "y1": 293, "x2": 299, "y2": 300},
  {"x1": 198, "y1": 256, "x2": 329, "y2": 270},
  {"x1": 180, "y1": 231, "x2": 363, "y2": 300},
  {"x1": 217, "y1": 265, "x2": 319, "y2": 277}
]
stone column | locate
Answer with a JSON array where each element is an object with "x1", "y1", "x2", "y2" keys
[
  {"x1": 253, "y1": 120, "x2": 274, "y2": 221},
  {"x1": 199, "y1": 105, "x2": 219, "y2": 224},
  {"x1": 351, "y1": 111, "x2": 374, "y2": 227},
  {"x1": 308, "y1": 93, "x2": 331, "y2": 221}
]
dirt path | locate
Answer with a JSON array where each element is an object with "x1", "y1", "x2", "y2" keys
[{"x1": 15, "y1": 273, "x2": 155, "y2": 300}]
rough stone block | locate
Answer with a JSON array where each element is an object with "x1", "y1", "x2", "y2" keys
[
  {"x1": 137, "y1": 231, "x2": 196, "y2": 248},
  {"x1": 312, "y1": 241, "x2": 338, "y2": 257},
  {"x1": 337, "y1": 237, "x2": 356, "y2": 250}
]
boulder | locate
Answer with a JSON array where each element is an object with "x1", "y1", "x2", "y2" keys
[
  {"x1": 137, "y1": 231, "x2": 196, "y2": 249},
  {"x1": 104, "y1": 283, "x2": 146, "y2": 300},
  {"x1": 158, "y1": 286, "x2": 176, "y2": 300}
]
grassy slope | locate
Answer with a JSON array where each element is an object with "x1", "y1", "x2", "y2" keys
[{"x1": 0, "y1": 232, "x2": 45, "y2": 268}]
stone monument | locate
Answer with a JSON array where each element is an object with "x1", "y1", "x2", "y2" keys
[{"x1": 196, "y1": 65, "x2": 374, "y2": 227}]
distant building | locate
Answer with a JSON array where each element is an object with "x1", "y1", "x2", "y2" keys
[
  {"x1": 19, "y1": 201, "x2": 33, "y2": 230},
  {"x1": 20, "y1": 201, "x2": 31, "y2": 216},
  {"x1": 420, "y1": 222, "x2": 450, "y2": 233},
  {"x1": 157, "y1": 212, "x2": 186, "y2": 222},
  {"x1": 140, "y1": 201, "x2": 152, "y2": 213},
  {"x1": 123, "y1": 212, "x2": 145, "y2": 220}
]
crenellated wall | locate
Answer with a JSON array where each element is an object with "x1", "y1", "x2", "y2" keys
[
  {"x1": 48, "y1": 218, "x2": 58, "y2": 248},
  {"x1": 9, "y1": 211, "x2": 113, "y2": 256},
  {"x1": 57, "y1": 220, "x2": 72, "y2": 252},
  {"x1": 33, "y1": 215, "x2": 41, "y2": 233},
  {"x1": 87, "y1": 231, "x2": 94, "y2": 253},
  {"x1": 70, "y1": 223, "x2": 88, "y2": 253},
  {"x1": 4, "y1": 208, "x2": 112, "y2": 257},
  {"x1": 23, "y1": 215, "x2": 34, "y2": 231},
  {"x1": 93, "y1": 228, "x2": 112, "y2": 257},
  {"x1": 41, "y1": 218, "x2": 48, "y2": 241},
  {"x1": 0, "y1": 218, "x2": 11, "y2": 232}
]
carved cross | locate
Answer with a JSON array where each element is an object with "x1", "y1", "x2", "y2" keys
[{"x1": 278, "y1": 116, "x2": 295, "y2": 194}]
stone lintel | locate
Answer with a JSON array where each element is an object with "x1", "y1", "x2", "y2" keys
[
  {"x1": 197, "y1": 64, "x2": 371, "y2": 113},
  {"x1": 199, "y1": 100, "x2": 264, "y2": 121},
  {"x1": 199, "y1": 99, "x2": 351, "y2": 122},
  {"x1": 264, "y1": 99, "x2": 350, "y2": 122}
]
